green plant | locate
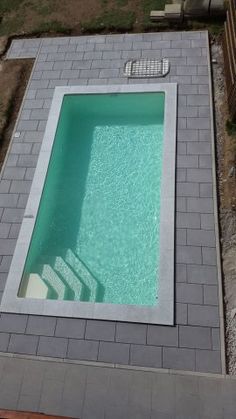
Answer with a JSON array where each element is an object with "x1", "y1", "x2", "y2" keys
[
  {"x1": 27, "y1": 0, "x2": 55, "y2": 16},
  {"x1": 226, "y1": 119, "x2": 236, "y2": 136},
  {"x1": 188, "y1": 20, "x2": 206, "y2": 30},
  {"x1": 142, "y1": 0, "x2": 170, "y2": 13},
  {"x1": 208, "y1": 23, "x2": 224, "y2": 36},
  {"x1": 141, "y1": 0, "x2": 171, "y2": 30},
  {"x1": 33, "y1": 20, "x2": 72, "y2": 34},
  {"x1": 141, "y1": 16, "x2": 169, "y2": 32},
  {"x1": 188, "y1": 19, "x2": 224, "y2": 36},
  {"x1": 81, "y1": 9, "x2": 135, "y2": 33},
  {"x1": 116, "y1": 0, "x2": 128, "y2": 6},
  {"x1": 0, "y1": 0, "x2": 24, "y2": 14},
  {"x1": 0, "y1": 15, "x2": 24, "y2": 35}
]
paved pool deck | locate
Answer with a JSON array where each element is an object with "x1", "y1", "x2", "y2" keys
[
  {"x1": 0, "y1": 31, "x2": 225, "y2": 375},
  {"x1": 0, "y1": 354, "x2": 235, "y2": 418}
]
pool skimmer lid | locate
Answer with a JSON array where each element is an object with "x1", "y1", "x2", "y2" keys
[{"x1": 124, "y1": 58, "x2": 170, "y2": 78}]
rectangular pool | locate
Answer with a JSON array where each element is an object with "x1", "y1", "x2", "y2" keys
[{"x1": 1, "y1": 84, "x2": 177, "y2": 324}]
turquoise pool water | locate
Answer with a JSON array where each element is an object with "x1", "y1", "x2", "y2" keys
[{"x1": 19, "y1": 92, "x2": 165, "y2": 306}]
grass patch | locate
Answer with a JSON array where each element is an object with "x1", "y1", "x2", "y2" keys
[
  {"x1": 141, "y1": 20, "x2": 169, "y2": 32},
  {"x1": 140, "y1": 0, "x2": 170, "y2": 31},
  {"x1": 0, "y1": 0, "x2": 25, "y2": 14},
  {"x1": 115, "y1": 0, "x2": 129, "y2": 6},
  {"x1": 189, "y1": 19, "x2": 224, "y2": 36},
  {"x1": 81, "y1": 9, "x2": 135, "y2": 33},
  {"x1": 142, "y1": 0, "x2": 170, "y2": 13},
  {"x1": 0, "y1": 15, "x2": 24, "y2": 36},
  {"x1": 208, "y1": 23, "x2": 224, "y2": 36},
  {"x1": 33, "y1": 20, "x2": 72, "y2": 34},
  {"x1": 226, "y1": 120, "x2": 236, "y2": 137},
  {"x1": 28, "y1": 1, "x2": 55, "y2": 17}
]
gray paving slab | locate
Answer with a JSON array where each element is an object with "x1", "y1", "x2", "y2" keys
[
  {"x1": 37, "y1": 336, "x2": 68, "y2": 358},
  {"x1": 176, "y1": 283, "x2": 203, "y2": 304},
  {"x1": 202, "y1": 247, "x2": 217, "y2": 265},
  {"x1": 26, "y1": 315, "x2": 57, "y2": 336},
  {"x1": 116, "y1": 322, "x2": 147, "y2": 344},
  {"x1": 147, "y1": 325, "x2": 178, "y2": 347},
  {"x1": 98, "y1": 341, "x2": 130, "y2": 365},
  {"x1": 177, "y1": 229, "x2": 186, "y2": 245},
  {"x1": 179, "y1": 325, "x2": 211, "y2": 349},
  {"x1": 8, "y1": 334, "x2": 39, "y2": 354},
  {"x1": 187, "y1": 265, "x2": 217, "y2": 285},
  {"x1": 199, "y1": 155, "x2": 212, "y2": 169},
  {"x1": 175, "y1": 229, "x2": 186, "y2": 245},
  {"x1": 200, "y1": 182, "x2": 213, "y2": 197},
  {"x1": 1, "y1": 208, "x2": 24, "y2": 223},
  {"x1": 130, "y1": 344, "x2": 162, "y2": 368},
  {"x1": 196, "y1": 349, "x2": 221, "y2": 373},
  {"x1": 204, "y1": 285, "x2": 219, "y2": 305},
  {"x1": 86, "y1": 320, "x2": 116, "y2": 342},
  {"x1": 0, "y1": 313, "x2": 28, "y2": 333},
  {"x1": 0, "y1": 332, "x2": 9, "y2": 351},
  {"x1": 0, "y1": 30, "x2": 224, "y2": 375},
  {"x1": 55, "y1": 318, "x2": 86, "y2": 339},
  {"x1": 67, "y1": 339, "x2": 99, "y2": 361},
  {"x1": 188, "y1": 304, "x2": 219, "y2": 327},
  {"x1": 163, "y1": 347, "x2": 195, "y2": 370}
]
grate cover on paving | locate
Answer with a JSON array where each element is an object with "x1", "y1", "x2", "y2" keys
[{"x1": 124, "y1": 58, "x2": 170, "y2": 78}]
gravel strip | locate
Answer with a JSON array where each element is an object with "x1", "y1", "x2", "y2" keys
[{"x1": 212, "y1": 38, "x2": 236, "y2": 375}]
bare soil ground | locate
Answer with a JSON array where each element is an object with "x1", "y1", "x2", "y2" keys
[
  {"x1": 0, "y1": 58, "x2": 33, "y2": 171},
  {"x1": 0, "y1": 0, "x2": 170, "y2": 36}
]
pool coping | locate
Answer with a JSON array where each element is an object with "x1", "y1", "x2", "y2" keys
[{"x1": 0, "y1": 83, "x2": 177, "y2": 325}]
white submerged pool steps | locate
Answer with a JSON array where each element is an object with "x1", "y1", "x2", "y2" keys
[
  {"x1": 41, "y1": 264, "x2": 67, "y2": 300},
  {"x1": 25, "y1": 273, "x2": 48, "y2": 299},
  {"x1": 64, "y1": 249, "x2": 98, "y2": 302},
  {"x1": 53, "y1": 256, "x2": 83, "y2": 300},
  {"x1": 24, "y1": 249, "x2": 99, "y2": 302}
]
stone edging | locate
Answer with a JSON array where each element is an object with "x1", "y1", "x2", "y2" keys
[{"x1": 206, "y1": 31, "x2": 226, "y2": 374}]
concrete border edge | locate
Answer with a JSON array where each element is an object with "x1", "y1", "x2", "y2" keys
[{"x1": 206, "y1": 31, "x2": 226, "y2": 375}]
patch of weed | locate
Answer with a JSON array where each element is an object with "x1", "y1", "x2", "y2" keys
[
  {"x1": 28, "y1": 0, "x2": 55, "y2": 17},
  {"x1": 142, "y1": 0, "x2": 170, "y2": 13},
  {"x1": 208, "y1": 23, "x2": 224, "y2": 36},
  {"x1": 189, "y1": 19, "x2": 224, "y2": 36},
  {"x1": 140, "y1": 0, "x2": 170, "y2": 30},
  {"x1": 0, "y1": 0, "x2": 24, "y2": 14},
  {"x1": 226, "y1": 120, "x2": 236, "y2": 137},
  {"x1": 81, "y1": 9, "x2": 135, "y2": 33},
  {"x1": 33, "y1": 20, "x2": 72, "y2": 34},
  {"x1": 116, "y1": 0, "x2": 128, "y2": 7},
  {"x1": 0, "y1": 15, "x2": 24, "y2": 35},
  {"x1": 141, "y1": 19, "x2": 169, "y2": 32}
]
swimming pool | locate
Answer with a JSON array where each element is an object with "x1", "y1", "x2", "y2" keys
[{"x1": 1, "y1": 84, "x2": 177, "y2": 324}]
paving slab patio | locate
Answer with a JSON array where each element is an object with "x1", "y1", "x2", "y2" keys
[
  {"x1": 0, "y1": 31, "x2": 225, "y2": 374},
  {"x1": 0, "y1": 355, "x2": 235, "y2": 418}
]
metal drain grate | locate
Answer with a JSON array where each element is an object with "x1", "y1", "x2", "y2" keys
[{"x1": 124, "y1": 58, "x2": 170, "y2": 78}]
